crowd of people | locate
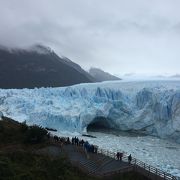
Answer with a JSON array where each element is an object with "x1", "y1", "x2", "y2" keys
[
  {"x1": 50, "y1": 134, "x2": 132, "y2": 164},
  {"x1": 72, "y1": 136, "x2": 98, "y2": 153}
]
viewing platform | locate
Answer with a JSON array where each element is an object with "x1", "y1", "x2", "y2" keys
[{"x1": 49, "y1": 137, "x2": 178, "y2": 180}]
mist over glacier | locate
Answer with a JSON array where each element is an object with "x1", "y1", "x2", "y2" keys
[{"x1": 0, "y1": 80, "x2": 180, "y2": 143}]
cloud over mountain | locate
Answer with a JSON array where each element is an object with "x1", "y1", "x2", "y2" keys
[{"x1": 0, "y1": 0, "x2": 180, "y2": 75}]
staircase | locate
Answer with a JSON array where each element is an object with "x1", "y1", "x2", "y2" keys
[
  {"x1": 62, "y1": 144, "x2": 132, "y2": 177},
  {"x1": 48, "y1": 138, "x2": 178, "y2": 180}
]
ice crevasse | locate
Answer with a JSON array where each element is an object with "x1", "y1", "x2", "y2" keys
[{"x1": 0, "y1": 80, "x2": 180, "y2": 143}]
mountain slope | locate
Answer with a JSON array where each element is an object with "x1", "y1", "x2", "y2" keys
[
  {"x1": 89, "y1": 67, "x2": 121, "y2": 82},
  {"x1": 0, "y1": 45, "x2": 94, "y2": 88}
]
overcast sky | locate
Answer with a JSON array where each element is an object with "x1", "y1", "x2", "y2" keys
[{"x1": 0, "y1": 0, "x2": 180, "y2": 76}]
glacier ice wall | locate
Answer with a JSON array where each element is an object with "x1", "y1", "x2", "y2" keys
[{"x1": 0, "y1": 80, "x2": 180, "y2": 142}]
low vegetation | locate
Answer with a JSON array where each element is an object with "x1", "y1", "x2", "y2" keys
[
  {"x1": 0, "y1": 117, "x2": 48, "y2": 145},
  {"x1": 0, "y1": 117, "x2": 149, "y2": 180},
  {"x1": 0, "y1": 151, "x2": 95, "y2": 180},
  {"x1": 0, "y1": 117, "x2": 95, "y2": 180}
]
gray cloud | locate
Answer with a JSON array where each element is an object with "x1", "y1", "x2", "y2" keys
[{"x1": 0, "y1": 0, "x2": 180, "y2": 75}]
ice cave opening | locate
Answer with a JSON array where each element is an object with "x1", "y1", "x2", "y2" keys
[
  {"x1": 87, "y1": 116, "x2": 112, "y2": 133},
  {"x1": 86, "y1": 116, "x2": 146, "y2": 137}
]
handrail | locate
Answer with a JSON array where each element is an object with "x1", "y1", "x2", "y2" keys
[
  {"x1": 102, "y1": 165, "x2": 134, "y2": 177},
  {"x1": 96, "y1": 147, "x2": 178, "y2": 180},
  {"x1": 49, "y1": 135, "x2": 178, "y2": 180}
]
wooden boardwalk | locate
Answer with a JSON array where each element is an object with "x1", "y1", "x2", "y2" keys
[
  {"x1": 47, "y1": 137, "x2": 178, "y2": 180},
  {"x1": 62, "y1": 144, "x2": 133, "y2": 177},
  {"x1": 60, "y1": 144, "x2": 178, "y2": 180}
]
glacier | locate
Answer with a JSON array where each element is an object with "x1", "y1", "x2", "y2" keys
[{"x1": 0, "y1": 80, "x2": 180, "y2": 143}]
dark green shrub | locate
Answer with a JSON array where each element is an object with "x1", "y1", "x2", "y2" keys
[
  {"x1": 20, "y1": 121, "x2": 28, "y2": 133},
  {"x1": 0, "y1": 157, "x2": 14, "y2": 177},
  {"x1": 0, "y1": 123, "x2": 4, "y2": 132},
  {"x1": 24, "y1": 125, "x2": 48, "y2": 144}
]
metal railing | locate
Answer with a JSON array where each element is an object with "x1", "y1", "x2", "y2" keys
[
  {"x1": 97, "y1": 148, "x2": 178, "y2": 180},
  {"x1": 48, "y1": 135, "x2": 178, "y2": 180}
]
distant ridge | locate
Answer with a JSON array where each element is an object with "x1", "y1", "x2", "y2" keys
[
  {"x1": 0, "y1": 44, "x2": 94, "y2": 89},
  {"x1": 89, "y1": 67, "x2": 121, "y2": 82},
  {"x1": 170, "y1": 74, "x2": 180, "y2": 78}
]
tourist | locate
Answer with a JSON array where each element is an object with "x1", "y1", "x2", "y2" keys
[
  {"x1": 116, "y1": 152, "x2": 120, "y2": 160},
  {"x1": 75, "y1": 137, "x2": 79, "y2": 146},
  {"x1": 74, "y1": 137, "x2": 76, "y2": 145},
  {"x1": 71, "y1": 137, "x2": 75, "y2": 145},
  {"x1": 119, "y1": 152, "x2": 123, "y2": 161},
  {"x1": 94, "y1": 145, "x2": 98, "y2": 153},
  {"x1": 67, "y1": 137, "x2": 70, "y2": 144},
  {"x1": 128, "y1": 154, "x2": 132, "y2": 164},
  {"x1": 91, "y1": 145, "x2": 94, "y2": 153},
  {"x1": 80, "y1": 139, "x2": 84, "y2": 146}
]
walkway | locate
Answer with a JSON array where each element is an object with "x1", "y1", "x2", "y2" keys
[
  {"x1": 47, "y1": 138, "x2": 178, "y2": 180},
  {"x1": 62, "y1": 144, "x2": 133, "y2": 177}
]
